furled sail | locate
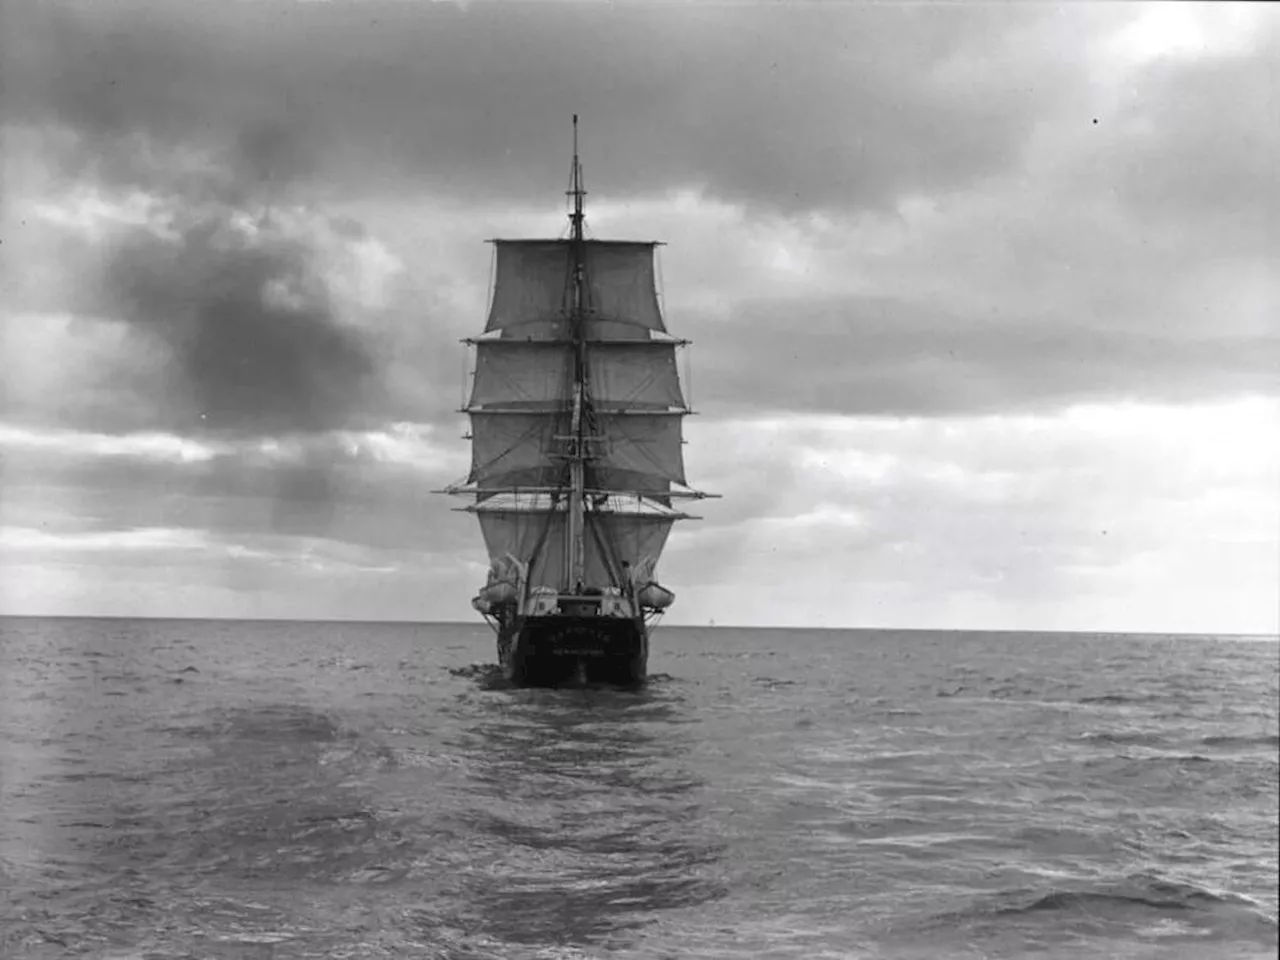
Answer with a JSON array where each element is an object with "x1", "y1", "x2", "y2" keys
[{"x1": 486, "y1": 240, "x2": 666, "y2": 337}]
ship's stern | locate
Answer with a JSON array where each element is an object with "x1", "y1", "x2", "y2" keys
[{"x1": 504, "y1": 593, "x2": 648, "y2": 687}]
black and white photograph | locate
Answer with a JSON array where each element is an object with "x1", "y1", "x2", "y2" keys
[{"x1": 1, "y1": 1, "x2": 1277, "y2": 957}]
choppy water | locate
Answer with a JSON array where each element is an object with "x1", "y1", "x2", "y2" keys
[{"x1": 0, "y1": 618, "x2": 1276, "y2": 959}]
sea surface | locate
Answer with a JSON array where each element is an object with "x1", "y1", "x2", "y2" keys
[{"x1": 0, "y1": 618, "x2": 1276, "y2": 959}]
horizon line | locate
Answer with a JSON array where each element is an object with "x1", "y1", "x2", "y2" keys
[{"x1": 0, "y1": 612, "x2": 1275, "y2": 640}]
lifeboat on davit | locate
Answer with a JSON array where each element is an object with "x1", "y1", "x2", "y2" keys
[{"x1": 637, "y1": 581, "x2": 675, "y2": 611}]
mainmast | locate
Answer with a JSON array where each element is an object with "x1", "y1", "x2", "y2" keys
[{"x1": 567, "y1": 114, "x2": 588, "y2": 591}]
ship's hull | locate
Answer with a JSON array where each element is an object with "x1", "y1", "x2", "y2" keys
[{"x1": 498, "y1": 613, "x2": 648, "y2": 687}]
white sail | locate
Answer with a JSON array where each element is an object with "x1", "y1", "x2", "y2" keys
[
  {"x1": 587, "y1": 342, "x2": 685, "y2": 410},
  {"x1": 447, "y1": 133, "x2": 709, "y2": 615},
  {"x1": 469, "y1": 412, "x2": 683, "y2": 495},
  {"x1": 471, "y1": 339, "x2": 684, "y2": 412},
  {"x1": 584, "y1": 511, "x2": 674, "y2": 585},
  {"x1": 468, "y1": 412, "x2": 566, "y2": 489},
  {"x1": 485, "y1": 240, "x2": 666, "y2": 337},
  {"x1": 479, "y1": 508, "x2": 673, "y2": 591},
  {"x1": 478, "y1": 509, "x2": 566, "y2": 591},
  {"x1": 485, "y1": 241, "x2": 570, "y2": 335},
  {"x1": 469, "y1": 342, "x2": 572, "y2": 410},
  {"x1": 582, "y1": 241, "x2": 665, "y2": 333},
  {"x1": 588, "y1": 413, "x2": 686, "y2": 493}
]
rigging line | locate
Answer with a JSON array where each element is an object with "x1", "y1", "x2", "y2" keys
[
  {"x1": 474, "y1": 344, "x2": 570, "y2": 406},
  {"x1": 616, "y1": 366, "x2": 663, "y2": 408},
  {"x1": 469, "y1": 414, "x2": 564, "y2": 480},
  {"x1": 602, "y1": 413, "x2": 683, "y2": 482},
  {"x1": 564, "y1": 138, "x2": 575, "y2": 213},
  {"x1": 588, "y1": 342, "x2": 685, "y2": 410},
  {"x1": 482, "y1": 243, "x2": 497, "y2": 325},
  {"x1": 588, "y1": 347, "x2": 654, "y2": 407},
  {"x1": 654, "y1": 243, "x2": 667, "y2": 325},
  {"x1": 689, "y1": 344, "x2": 695, "y2": 410},
  {"x1": 459, "y1": 349, "x2": 465, "y2": 411},
  {"x1": 585, "y1": 511, "x2": 622, "y2": 588},
  {"x1": 523, "y1": 499, "x2": 561, "y2": 589}
]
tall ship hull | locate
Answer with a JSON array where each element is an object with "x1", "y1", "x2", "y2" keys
[
  {"x1": 497, "y1": 610, "x2": 647, "y2": 687},
  {"x1": 441, "y1": 118, "x2": 711, "y2": 687}
]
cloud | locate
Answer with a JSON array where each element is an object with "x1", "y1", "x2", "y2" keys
[
  {"x1": 666, "y1": 398, "x2": 1279, "y2": 631},
  {"x1": 98, "y1": 206, "x2": 381, "y2": 435},
  {"x1": 1, "y1": 2, "x2": 1276, "y2": 629},
  {"x1": 0, "y1": 422, "x2": 470, "y2": 548},
  {"x1": 5, "y1": 2, "x2": 1275, "y2": 432},
  {"x1": 1083, "y1": 22, "x2": 1280, "y2": 247},
  {"x1": 1, "y1": 390, "x2": 1274, "y2": 630},
  {"x1": 0, "y1": 523, "x2": 457, "y2": 621},
  {"x1": 2, "y1": 1, "x2": 1099, "y2": 213},
  {"x1": 0, "y1": 422, "x2": 220, "y2": 463},
  {"x1": 2, "y1": 148, "x2": 432, "y2": 441},
  {"x1": 688, "y1": 290, "x2": 1279, "y2": 419},
  {"x1": 0, "y1": 416, "x2": 485, "y2": 621}
]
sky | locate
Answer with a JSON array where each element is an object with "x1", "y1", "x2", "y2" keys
[{"x1": 1, "y1": 0, "x2": 1276, "y2": 632}]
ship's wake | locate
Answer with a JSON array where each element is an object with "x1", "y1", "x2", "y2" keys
[{"x1": 448, "y1": 662, "x2": 679, "y2": 692}]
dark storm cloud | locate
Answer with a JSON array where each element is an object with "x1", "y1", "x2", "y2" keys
[
  {"x1": 1, "y1": 429, "x2": 469, "y2": 551},
  {"x1": 3, "y1": 0, "x2": 1066, "y2": 213},
  {"x1": 1, "y1": 200, "x2": 464, "y2": 441},
  {"x1": 2, "y1": 1, "x2": 321, "y2": 193},
  {"x1": 691, "y1": 295, "x2": 1280, "y2": 418},
  {"x1": 3, "y1": 1, "x2": 1274, "y2": 432},
  {"x1": 97, "y1": 210, "x2": 381, "y2": 436}
]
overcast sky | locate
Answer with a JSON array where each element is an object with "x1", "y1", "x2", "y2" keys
[{"x1": 1, "y1": 1, "x2": 1276, "y2": 632}]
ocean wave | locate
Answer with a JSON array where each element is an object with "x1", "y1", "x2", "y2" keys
[
  {"x1": 154, "y1": 704, "x2": 356, "y2": 751},
  {"x1": 1200, "y1": 734, "x2": 1280, "y2": 749},
  {"x1": 996, "y1": 878, "x2": 1230, "y2": 916},
  {"x1": 448, "y1": 663, "x2": 683, "y2": 692},
  {"x1": 1079, "y1": 693, "x2": 1163, "y2": 705},
  {"x1": 1077, "y1": 730, "x2": 1167, "y2": 746},
  {"x1": 449, "y1": 662, "x2": 505, "y2": 682},
  {"x1": 6, "y1": 619, "x2": 1277, "y2": 959},
  {"x1": 933, "y1": 872, "x2": 1279, "y2": 936}
]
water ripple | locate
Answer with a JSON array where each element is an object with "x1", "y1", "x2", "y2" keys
[{"x1": 0, "y1": 619, "x2": 1275, "y2": 959}]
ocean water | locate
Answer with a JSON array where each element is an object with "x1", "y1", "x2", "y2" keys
[{"x1": 0, "y1": 618, "x2": 1276, "y2": 959}]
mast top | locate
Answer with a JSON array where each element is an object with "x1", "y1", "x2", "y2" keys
[{"x1": 568, "y1": 115, "x2": 586, "y2": 242}]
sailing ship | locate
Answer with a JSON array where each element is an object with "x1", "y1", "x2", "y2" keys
[{"x1": 440, "y1": 117, "x2": 712, "y2": 687}]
